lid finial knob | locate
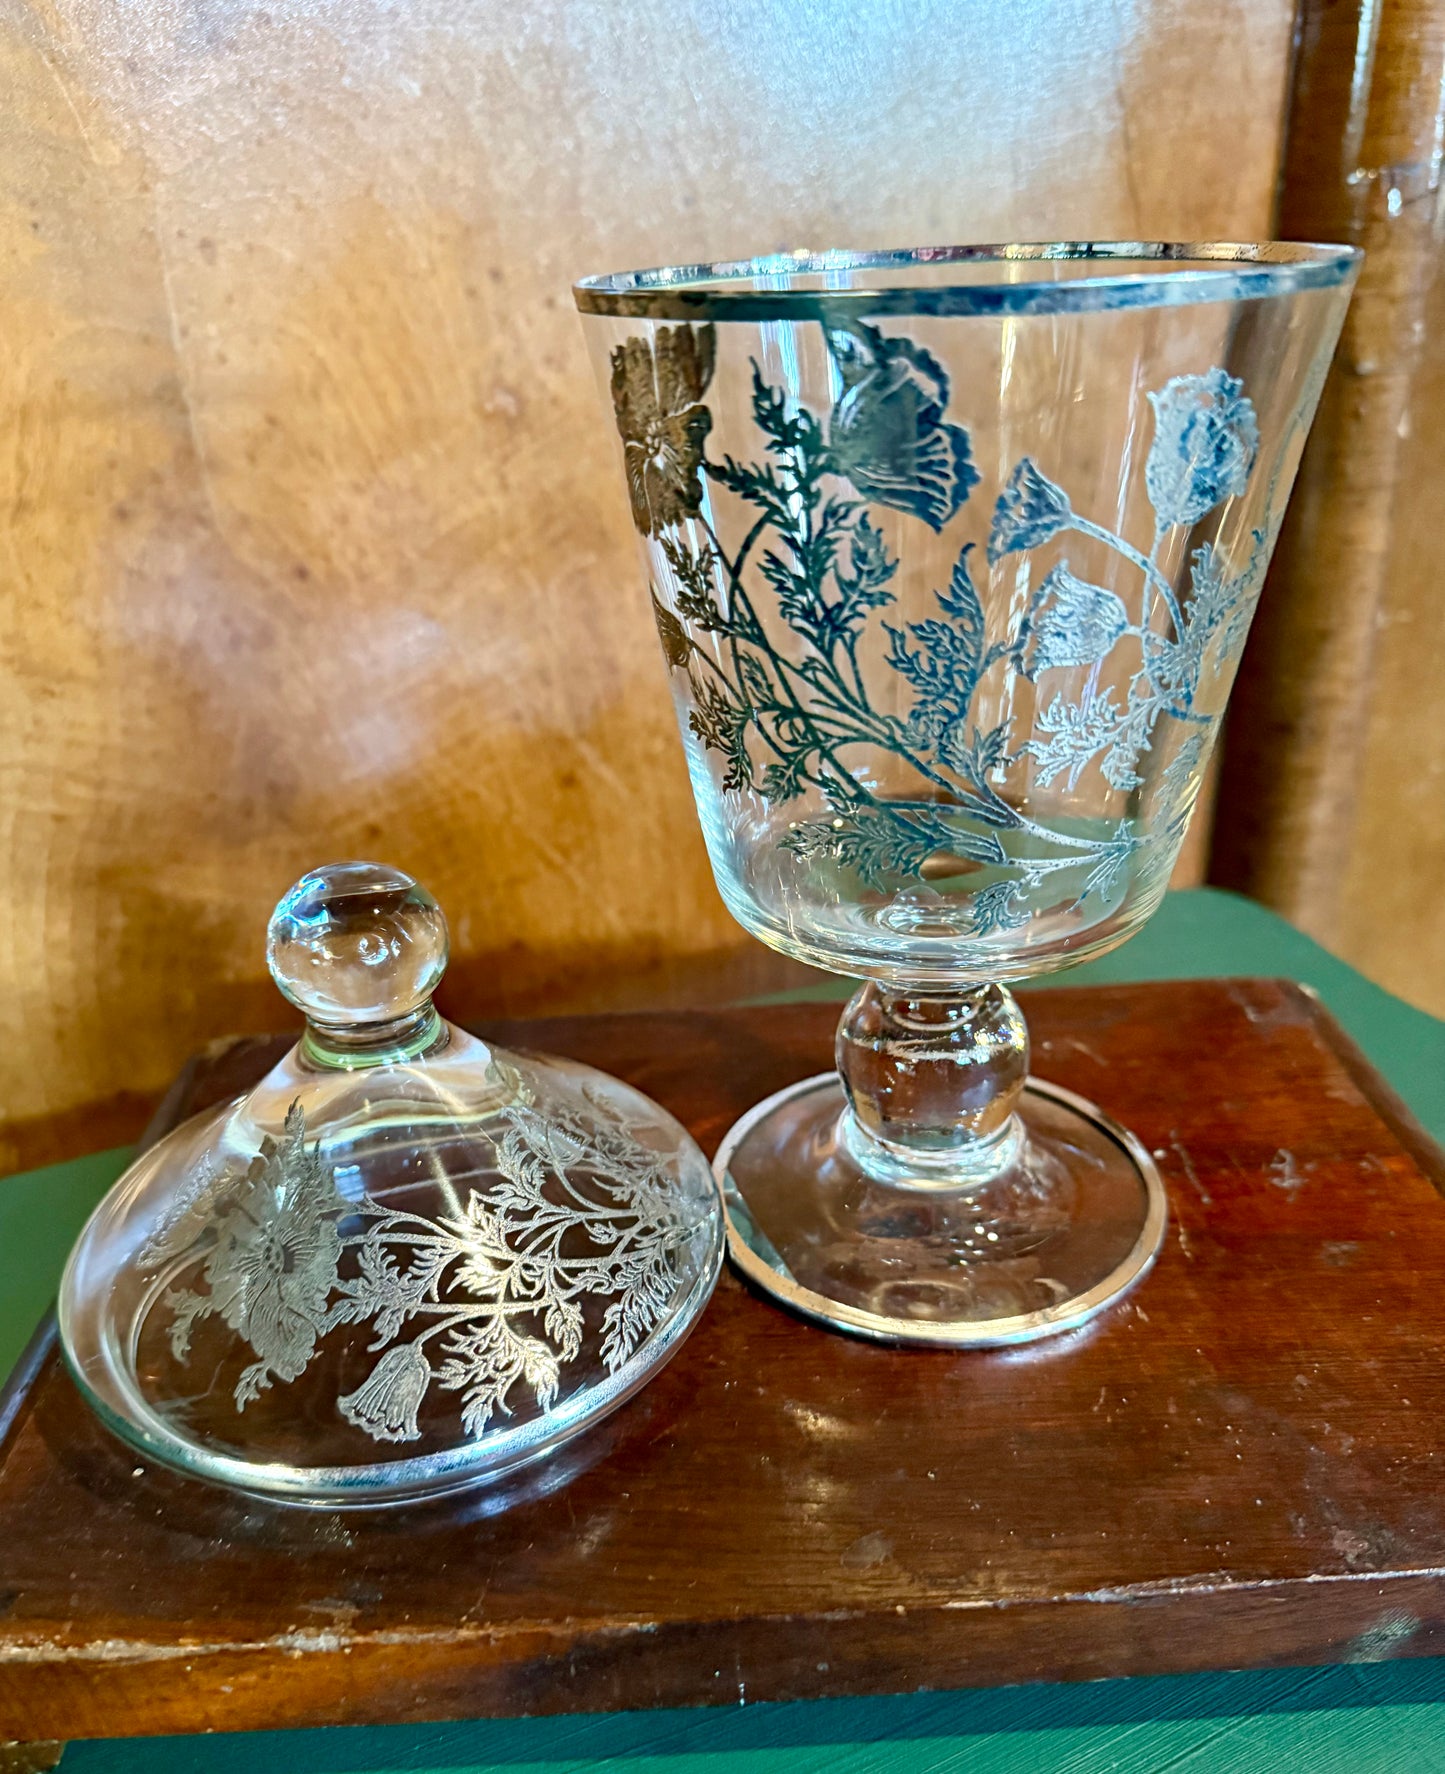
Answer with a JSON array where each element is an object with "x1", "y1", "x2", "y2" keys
[{"x1": 266, "y1": 861, "x2": 449, "y2": 1028}]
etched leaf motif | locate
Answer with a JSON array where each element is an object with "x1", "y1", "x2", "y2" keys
[
  {"x1": 967, "y1": 879, "x2": 1032, "y2": 937},
  {"x1": 444, "y1": 1192, "x2": 513, "y2": 1296},
  {"x1": 988, "y1": 458, "x2": 1072, "y2": 564},
  {"x1": 332, "y1": 1241, "x2": 449, "y2": 1346},
  {"x1": 544, "y1": 1296, "x2": 584, "y2": 1363},
  {"x1": 1142, "y1": 543, "x2": 1260, "y2": 716},
  {"x1": 687, "y1": 674, "x2": 753, "y2": 791},
  {"x1": 824, "y1": 320, "x2": 979, "y2": 530},
  {"x1": 886, "y1": 543, "x2": 986, "y2": 744},
  {"x1": 833, "y1": 513, "x2": 899, "y2": 618},
  {"x1": 1145, "y1": 369, "x2": 1259, "y2": 528},
  {"x1": 1021, "y1": 692, "x2": 1124, "y2": 790},
  {"x1": 659, "y1": 533, "x2": 729, "y2": 632},
  {"x1": 519, "y1": 1336, "x2": 562, "y2": 1413},
  {"x1": 936, "y1": 721, "x2": 1022, "y2": 830},
  {"x1": 760, "y1": 754, "x2": 809, "y2": 806},
  {"x1": 782, "y1": 803, "x2": 1002, "y2": 890},
  {"x1": 650, "y1": 590, "x2": 690, "y2": 669},
  {"x1": 139, "y1": 1156, "x2": 244, "y2": 1268},
  {"x1": 436, "y1": 1318, "x2": 522, "y2": 1436},
  {"x1": 600, "y1": 1254, "x2": 675, "y2": 1369},
  {"x1": 1101, "y1": 740, "x2": 1146, "y2": 793},
  {"x1": 936, "y1": 537, "x2": 986, "y2": 632},
  {"x1": 737, "y1": 651, "x2": 774, "y2": 709},
  {"x1": 1154, "y1": 732, "x2": 1208, "y2": 846},
  {"x1": 1078, "y1": 830, "x2": 1141, "y2": 906},
  {"x1": 1215, "y1": 529, "x2": 1272, "y2": 664},
  {"x1": 164, "y1": 1286, "x2": 213, "y2": 1360},
  {"x1": 1022, "y1": 563, "x2": 1130, "y2": 677}
]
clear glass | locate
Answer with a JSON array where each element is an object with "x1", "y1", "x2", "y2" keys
[
  {"x1": 577, "y1": 242, "x2": 1357, "y2": 1345},
  {"x1": 59, "y1": 863, "x2": 724, "y2": 1503}
]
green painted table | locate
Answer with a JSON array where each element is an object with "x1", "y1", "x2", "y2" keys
[{"x1": 5, "y1": 888, "x2": 1444, "y2": 1772}]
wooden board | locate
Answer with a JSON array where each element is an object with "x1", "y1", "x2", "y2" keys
[{"x1": 2, "y1": 977, "x2": 1444, "y2": 1744}]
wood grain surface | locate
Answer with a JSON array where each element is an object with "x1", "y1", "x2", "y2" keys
[
  {"x1": 0, "y1": 0, "x2": 1297, "y2": 1151},
  {"x1": 2, "y1": 978, "x2": 1444, "y2": 1744}
]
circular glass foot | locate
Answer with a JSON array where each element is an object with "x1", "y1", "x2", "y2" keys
[{"x1": 715, "y1": 1073, "x2": 1166, "y2": 1347}]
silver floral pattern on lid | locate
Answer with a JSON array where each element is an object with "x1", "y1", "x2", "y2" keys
[
  {"x1": 58, "y1": 864, "x2": 724, "y2": 1502},
  {"x1": 339, "y1": 1343, "x2": 431, "y2": 1443},
  {"x1": 164, "y1": 1109, "x2": 343, "y2": 1407},
  {"x1": 148, "y1": 1096, "x2": 711, "y2": 1446}
]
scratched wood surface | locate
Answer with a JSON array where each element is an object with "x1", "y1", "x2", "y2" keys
[
  {"x1": 1, "y1": 977, "x2": 1444, "y2": 1744},
  {"x1": 0, "y1": 0, "x2": 1298, "y2": 1164}
]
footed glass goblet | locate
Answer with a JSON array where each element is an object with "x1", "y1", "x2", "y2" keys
[{"x1": 575, "y1": 244, "x2": 1357, "y2": 1346}]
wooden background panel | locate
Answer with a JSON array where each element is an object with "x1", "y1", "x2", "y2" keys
[
  {"x1": 1212, "y1": 0, "x2": 1445, "y2": 1018},
  {"x1": 1336, "y1": 244, "x2": 1445, "y2": 1007},
  {"x1": 0, "y1": 0, "x2": 1296, "y2": 1153}
]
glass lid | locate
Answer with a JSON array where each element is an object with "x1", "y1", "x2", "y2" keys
[{"x1": 59, "y1": 863, "x2": 724, "y2": 1505}]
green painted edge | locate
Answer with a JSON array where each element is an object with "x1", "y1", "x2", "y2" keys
[
  {"x1": 61, "y1": 1657, "x2": 1445, "y2": 1773},
  {"x1": 0, "y1": 1144, "x2": 131, "y2": 1384}
]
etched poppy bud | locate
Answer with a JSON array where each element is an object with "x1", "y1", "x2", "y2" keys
[{"x1": 1146, "y1": 368, "x2": 1260, "y2": 528}]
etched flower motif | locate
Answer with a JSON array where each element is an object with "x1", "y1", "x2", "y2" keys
[
  {"x1": 150, "y1": 1089, "x2": 706, "y2": 1448},
  {"x1": 988, "y1": 458, "x2": 1073, "y2": 564},
  {"x1": 609, "y1": 324, "x2": 716, "y2": 536},
  {"x1": 1145, "y1": 369, "x2": 1260, "y2": 528},
  {"x1": 825, "y1": 321, "x2": 978, "y2": 531},
  {"x1": 1022, "y1": 563, "x2": 1130, "y2": 678},
  {"x1": 204, "y1": 1107, "x2": 343, "y2": 1405},
  {"x1": 338, "y1": 1343, "x2": 431, "y2": 1443}
]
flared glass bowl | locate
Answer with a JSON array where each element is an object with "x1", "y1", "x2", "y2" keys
[{"x1": 577, "y1": 242, "x2": 1357, "y2": 1344}]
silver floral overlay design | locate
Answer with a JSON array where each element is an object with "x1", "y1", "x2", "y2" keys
[
  {"x1": 621, "y1": 325, "x2": 1286, "y2": 934},
  {"x1": 143, "y1": 1100, "x2": 707, "y2": 1445}
]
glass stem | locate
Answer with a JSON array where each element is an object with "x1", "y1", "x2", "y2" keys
[{"x1": 836, "y1": 982, "x2": 1029, "y2": 1190}]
